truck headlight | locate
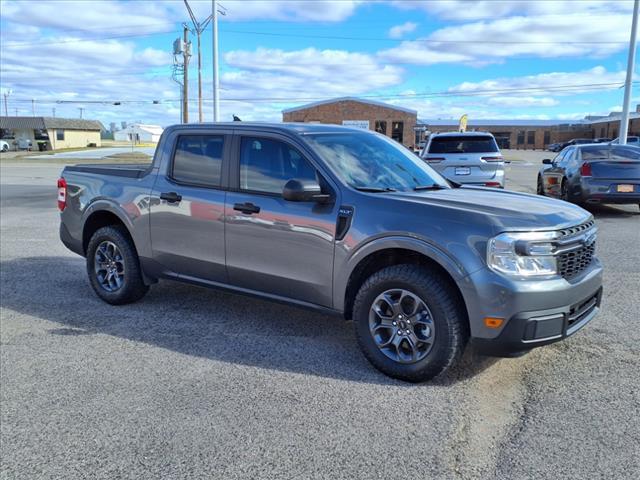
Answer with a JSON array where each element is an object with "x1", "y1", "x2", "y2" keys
[{"x1": 487, "y1": 231, "x2": 558, "y2": 277}]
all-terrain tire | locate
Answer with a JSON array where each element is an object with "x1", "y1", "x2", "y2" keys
[
  {"x1": 86, "y1": 225, "x2": 149, "y2": 305},
  {"x1": 353, "y1": 264, "x2": 468, "y2": 382}
]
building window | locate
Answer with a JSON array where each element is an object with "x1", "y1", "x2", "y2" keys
[
  {"x1": 543, "y1": 131, "x2": 551, "y2": 145},
  {"x1": 600, "y1": 127, "x2": 605, "y2": 138},
  {"x1": 374, "y1": 120, "x2": 387, "y2": 134},
  {"x1": 612, "y1": 129, "x2": 617, "y2": 138},
  {"x1": 391, "y1": 121, "x2": 403, "y2": 143},
  {"x1": 56, "y1": 130, "x2": 65, "y2": 141},
  {"x1": 527, "y1": 131, "x2": 535, "y2": 145},
  {"x1": 517, "y1": 130, "x2": 525, "y2": 144}
]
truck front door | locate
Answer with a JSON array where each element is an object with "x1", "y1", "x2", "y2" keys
[{"x1": 224, "y1": 133, "x2": 338, "y2": 308}]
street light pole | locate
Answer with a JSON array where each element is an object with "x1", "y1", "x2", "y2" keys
[
  {"x1": 619, "y1": 0, "x2": 639, "y2": 145},
  {"x1": 212, "y1": 0, "x2": 220, "y2": 122}
]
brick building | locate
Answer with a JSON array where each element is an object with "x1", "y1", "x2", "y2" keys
[
  {"x1": 283, "y1": 97, "x2": 640, "y2": 150},
  {"x1": 282, "y1": 97, "x2": 417, "y2": 148},
  {"x1": 420, "y1": 108, "x2": 640, "y2": 150}
]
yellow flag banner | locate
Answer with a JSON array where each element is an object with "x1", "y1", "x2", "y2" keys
[{"x1": 459, "y1": 114, "x2": 468, "y2": 132}]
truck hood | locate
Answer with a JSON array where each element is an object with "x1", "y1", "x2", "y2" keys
[{"x1": 389, "y1": 186, "x2": 591, "y2": 231}]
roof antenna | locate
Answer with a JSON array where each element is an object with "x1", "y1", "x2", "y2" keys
[{"x1": 233, "y1": 114, "x2": 241, "y2": 122}]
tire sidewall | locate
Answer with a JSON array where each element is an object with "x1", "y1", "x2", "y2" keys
[
  {"x1": 354, "y1": 271, "x2": 460, "y2": 380},
  {"x1": 86, "y1": 227, "x2": 136, "y2": 304}
]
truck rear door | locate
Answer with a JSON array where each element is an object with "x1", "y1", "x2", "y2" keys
[{"x1": 149, "y1": 130, "x2": 231, "y2": 282}]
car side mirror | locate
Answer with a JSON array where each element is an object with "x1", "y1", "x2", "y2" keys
[
  {"x1": 282, "y1": 179, "x2": 331, "y2": 203},
  {"x1": 542, "y1": 159, "x2": 552, "y2": 165}
]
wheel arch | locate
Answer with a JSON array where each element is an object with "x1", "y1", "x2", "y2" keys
[
  {"x1": 338, "y1": 237, "x2": 470, "y2": 325},
  {"x1": 82, "y1": 203, "x2": 135, "y2": 255}
]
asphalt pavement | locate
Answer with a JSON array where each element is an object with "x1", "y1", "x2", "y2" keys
[{"x1": 1, "y1": 153, "x2": 639, "y2": 479}]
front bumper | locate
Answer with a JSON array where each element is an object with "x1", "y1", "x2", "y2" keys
[{"x1": 460, "y1": 259, "x2": 603, "y2": 356}]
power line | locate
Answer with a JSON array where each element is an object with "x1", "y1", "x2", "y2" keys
[
  {"x1": 1, "y1": 27, "x2": 630, "y2": 49},
  {"x1": 218, "y1": 29, "x2": 630, "y2": 45},
  {"x1": 6, "y1": 81, "x2": 635, "y2": 106}
]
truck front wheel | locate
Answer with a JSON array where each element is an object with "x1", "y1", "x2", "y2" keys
[
  {"x1": 86, "y1": 225, "x2": 149, "y2": 305},
  {"x1": 353, "y1": 265, "x2": 468, "y2": 382}
]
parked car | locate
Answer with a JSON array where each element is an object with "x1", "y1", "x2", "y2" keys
[
  {"x1": 59, "y1": 123, "x2": 603, "y2": 382},
  {"x1": 537, "y1": 144, "x2": 640, "y2": 209},
  {"x1": 0, "y1": 140, "x2": 9, "y2": 152},
  {"x1": 419, "y1": 131, "x2": 505, "y2": 187},
  {"x1": 547, "y1": 142, "x2": 563, "y2": 152},
  {"x1": 594, "y1": 137, "x2": 612, "y2": 143},
  {"x1": 610, "y1": 136, "x2": 640, "y2": 147}
]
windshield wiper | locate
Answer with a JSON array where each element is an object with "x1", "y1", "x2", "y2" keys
[
  {"x1": 353, "y1": 186, "x2": 397, "y2": 192},
  {"x1": 413, "y1": 183, "x2": 448, "y2": 191}
]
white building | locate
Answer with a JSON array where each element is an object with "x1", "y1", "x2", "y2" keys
[{"x1": 114, "y1": 123, "x2": 163, "y2": 143}]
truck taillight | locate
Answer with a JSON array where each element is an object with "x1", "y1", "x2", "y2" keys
[
  {"x1": 57, "y1": 177, "x2": 67, "y2": 211},
  {"x1": 580, "y1": 162, "x2": 592, "y2": 177}
]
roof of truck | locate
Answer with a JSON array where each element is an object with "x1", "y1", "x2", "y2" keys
[{"x1": 164, "y1": 122, "x2": 377, "y2": 135}]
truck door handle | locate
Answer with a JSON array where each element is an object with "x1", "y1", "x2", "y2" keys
[
  {"x1": 233, "y1": 202, "x2": 261, "y2": 214},
  {"x1": 160, "y1": 191, "x2": 182, "y2": 203}
]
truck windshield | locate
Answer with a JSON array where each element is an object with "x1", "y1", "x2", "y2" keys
[
  {"x1": 428, "y1": 135, "x2": 499, "y2": 154},
  {"x1": 305, "y1": 132, "x2": 449, "y2": 192}
]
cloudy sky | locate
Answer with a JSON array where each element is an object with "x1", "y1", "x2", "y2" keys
[{"x1": 0, "y1": 0, "x2": 637, "y2": 127}]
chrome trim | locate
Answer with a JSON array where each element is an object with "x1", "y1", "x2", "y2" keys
[{"x1": 567, "y1": 306, "x2": 599, "y2": 336}]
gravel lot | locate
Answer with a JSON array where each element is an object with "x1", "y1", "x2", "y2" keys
[{"x1": 1, "y1": 151, "x2": 639, "y2": 479}]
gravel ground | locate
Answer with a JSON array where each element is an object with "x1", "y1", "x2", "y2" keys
[{"x1": 1, "y1": 154, "x2": 639, "y2": 479}]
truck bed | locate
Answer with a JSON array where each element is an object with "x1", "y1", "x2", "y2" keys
[{"x1": 63, "y1": 163, "x2": 151, "y2": 179}]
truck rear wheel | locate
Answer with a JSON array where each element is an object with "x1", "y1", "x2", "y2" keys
[
  {"x1": 353, "y1": 264, "x2": 468, "y2": 382},
  {"x1": 86, "y1": 225, "x2": 149, "y2": 305}
]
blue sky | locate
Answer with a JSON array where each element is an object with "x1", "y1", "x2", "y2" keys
[{"x1": 0, "y1": 0, "x2": 637, "y2": 126}]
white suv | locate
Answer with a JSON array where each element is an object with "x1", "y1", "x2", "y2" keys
[{"x1": 420, "y1": 131, "x2": 505, "y2": 187}]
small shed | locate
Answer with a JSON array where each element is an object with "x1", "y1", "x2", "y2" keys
[{"x1": 114, "y1": 124, "x2": 164, "y2": 143}]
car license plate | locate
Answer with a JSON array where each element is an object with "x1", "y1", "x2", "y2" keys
[
  {"x1": 617, "y1": 184, "x2": 634, "y2": 193},
  {"x1": 455, "y1": 167, "x2": 471, "y2": 175}
]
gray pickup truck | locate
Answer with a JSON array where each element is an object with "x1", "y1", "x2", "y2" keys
[{"x1": 59, "y1": 123, "x2": 603, "y2": 382}]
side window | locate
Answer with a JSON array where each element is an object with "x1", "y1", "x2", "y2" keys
[
  {"x1": 240, "y1": 137, "x2": 317, "y2": 194},
  {"x1": 172, "y1": 135, "x2": 224, "y2": 187},
  {"x1": 561, "y1": 148, "x2": 574, "y2": 165},
  {"x1": 553, "y1": 150, "x2": 566, "y2": 164}
]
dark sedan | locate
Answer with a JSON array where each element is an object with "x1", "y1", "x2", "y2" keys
[{"x1": 537, "y1": 144, "x2": 640, "y2": 209}]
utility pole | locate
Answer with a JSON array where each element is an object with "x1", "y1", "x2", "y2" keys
[
  {"x1": 619, "y1": 0, "x2": 639, "y2": 145},
  {"x1": 31, "y1": 99, "x2": 35, "y2": 116},
  {"x1": 183, "y1": 24, "x2": 190, "y2": 123},
  {"x1": 3, "y1": 89, "x2": 11, "y2": 116},
  {"x1": 212, "y1": 0, "x2": 221, "y2": 122},
  {"x1": 52, "y1": 107, "x2": 56, "y2": 118},
  {"x1": 184, "y1": 0, "x2": 212, "y2": 123},
  {"x1": 78, "y1": 107, "x2": 84, "y2": 119}
]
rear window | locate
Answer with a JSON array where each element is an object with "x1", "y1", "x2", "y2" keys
[
  {"x1": 428, "y1": 135, "x2": 498, "y2": 154},
  {"x1": 172, "y1": 135, "x2": 224, "y2": 186},
  {"x1": 581, "y1": 145, "x2": 640, "y2": 161}
]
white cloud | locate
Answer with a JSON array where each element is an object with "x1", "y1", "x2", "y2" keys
[
  {"x1": 487, "y1": 96, "x2": 558, "y2": 107},
  {"x1": 380, "y1": 5, "x2": 632, "y2": 65},
  {"x1": 391, "y1": 0, "x2": 633, "y2": 22},
  {"x1": 448, "y1": 66, "x2": 629, "y2": 95},
  {"x1": 222, "y1": 47, "x2": 403, "y2": 101},
  {"x1": 388, "y1": 21, "x2": 417, "y2": 39}
]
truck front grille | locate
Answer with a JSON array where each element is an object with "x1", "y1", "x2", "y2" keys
[{"x1": 558, "y1": 242, "x2": 595, "y2": 280}]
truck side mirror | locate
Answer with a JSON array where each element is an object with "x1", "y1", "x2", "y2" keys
[
  {"x1": 282, "y1": 179, "x2": 331, "y2": 203},
  {"x1": 542, "y1": 159, "x2": 552, "y2": 165}
]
